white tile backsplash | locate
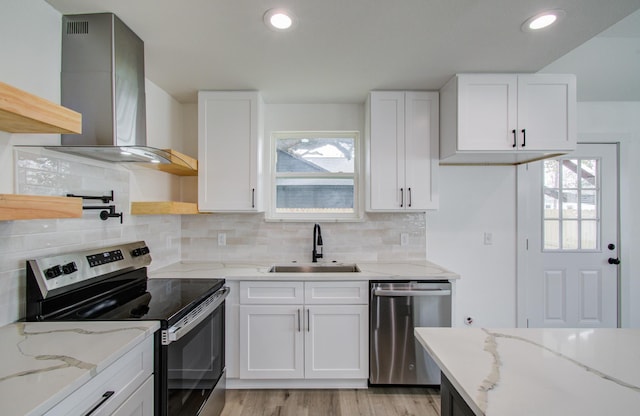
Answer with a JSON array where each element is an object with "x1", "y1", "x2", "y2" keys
[
  {"x1": 1, "y1": 149, "x2": 427, "y2": 325},
  {"x1": 0, "y1": 150, "x2": 181, "y2": 326},
  {"x1": 181, "y1": 212, "x2": 426, "y2": 263}
]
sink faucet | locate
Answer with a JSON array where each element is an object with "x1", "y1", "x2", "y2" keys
[{"x1": 312, "y1": 223, "x2": 323, "y2": 263}]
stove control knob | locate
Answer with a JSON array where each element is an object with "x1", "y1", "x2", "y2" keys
[
  {"x1": 131, "y1": 246, "x2": 150, "y2": 257},
  {"x1": 62, "y1": 262, "x2": 78, "y2": 275},
  {"x1": 44, "y1": 265, "x2": 63, "y2": 279}
]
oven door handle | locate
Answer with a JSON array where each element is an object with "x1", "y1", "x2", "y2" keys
[
  {"x1": 373, "y1": 289, "x2": 451, "y2": 297},
  {"x1": 162, "y1": 286, "x2": 230, "y2": 345}
]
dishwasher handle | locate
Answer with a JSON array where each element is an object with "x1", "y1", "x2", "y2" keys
[{"x1": 373, "y1": 288, "x2": 451, "y2": 297}]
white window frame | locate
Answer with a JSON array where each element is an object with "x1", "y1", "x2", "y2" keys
[{"x1": 266, "y1": 131, "x2": 363, "y2": 222}]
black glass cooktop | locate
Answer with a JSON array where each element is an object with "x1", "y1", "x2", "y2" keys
[{"x1": 68, "y1": 278, "x2": 225, "y2": 327}]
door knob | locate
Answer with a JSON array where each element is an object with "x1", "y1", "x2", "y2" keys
[{"x1": 608, "y1": 258, "x2": 621, "y2": 265}]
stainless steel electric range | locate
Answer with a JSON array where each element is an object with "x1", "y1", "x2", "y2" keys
[{"x1": 25, "y1": 241, "x2": 228, "y2": 416}]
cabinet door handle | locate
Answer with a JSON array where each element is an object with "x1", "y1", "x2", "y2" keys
[
  {"x1": 512, "y1": 129, "x2": 517, "y2": 148},
  {"x1": 400, "y1": 188, "x2": 404, "y2": 208},
  {"x1": 297, "y1": 309, "x2": 301, "y2": 332},
  {"x1": 307, "y1": 309, "x2": 310, "y2": 332},
  {"x1": 408, "y1": 188, "x2": 412, "y2": 208},
  {"x1": 84, "y1": 391, "x2": 115, "y2": 416},
  {"x1": 521, "y1": 129, "x2": 526, "y2": 147},
  {"x1": 251, "y1": 188, "x2": 255, "y2": 208}
]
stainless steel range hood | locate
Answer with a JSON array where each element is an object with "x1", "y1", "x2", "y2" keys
[{"x1": 45, "y1": 13, "x2": 173, "y2": 164}]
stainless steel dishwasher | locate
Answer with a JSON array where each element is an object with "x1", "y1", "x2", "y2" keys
[{"x1": 370, "y1": 281, "x2": 452, "y2": 386}]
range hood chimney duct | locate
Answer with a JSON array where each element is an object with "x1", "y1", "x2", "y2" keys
[{"x1": 45, "y1": 13, "x2": 173, "y2": 164}]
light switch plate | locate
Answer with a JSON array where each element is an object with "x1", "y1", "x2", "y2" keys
[
  {"x1": 218, "y1": 233, "x2": 227, "y2": 246},
  {"x1": 400, "y1": 233, "x2": 409, "y2": 246}
]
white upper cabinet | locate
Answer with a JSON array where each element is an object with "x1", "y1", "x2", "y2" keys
[
  {"x1": 366, "y1": 91, "x2": 439, "y2": 211},
  {"x1": 198, "y1": 91, "x2": 263, "y2": 212},
  {"x1": 440, "y1": 74, "x2": 576, "y2": 165}
]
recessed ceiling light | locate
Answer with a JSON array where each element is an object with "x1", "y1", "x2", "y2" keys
[
  {"x1": 522, "y1": 9, "x2": 566, "y2": 32},
  {"x1": 264, "y1": 8, "x2": 296, "y2": 31}
]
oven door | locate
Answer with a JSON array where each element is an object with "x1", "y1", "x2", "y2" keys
[{"x1": 159, "y1": 287, "x2": 228, "y2": 416}]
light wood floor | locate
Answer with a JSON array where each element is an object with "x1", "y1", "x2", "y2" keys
[{"x1": 220, "y1": 387, "x2": 441, "y2": 416}]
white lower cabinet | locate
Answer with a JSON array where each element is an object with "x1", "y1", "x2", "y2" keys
[
  {"x1": 236, "y1": 281, "x2": 368, "y2": 382},
  {"x1": 46, "y1": 336, "x2": 154, "y2": 416},
  {"x1": 304, "y1": 305, "x2": 368, "y2": 379},
  {"x1": 240, "y1": 305, "x2": 304, "y2": 379}
]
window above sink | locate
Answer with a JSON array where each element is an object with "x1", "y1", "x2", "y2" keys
[{"x1": 267, "y1": 131, "x2": 363, "y2": 222}]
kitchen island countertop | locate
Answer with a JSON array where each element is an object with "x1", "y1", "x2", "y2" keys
[
  {"x1": 414, "y1": 327, "x2": 640, "y2": 416},
  {"x1": 0, "y1": 321, "x2": 159, "y2": 416},
  {"x1": 149, "y1": 260, "x2": 459, "y2": 281}
]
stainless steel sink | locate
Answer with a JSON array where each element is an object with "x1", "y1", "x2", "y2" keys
[{"x1": 269, "y1": 264, "x2": 360, "y2": 273}]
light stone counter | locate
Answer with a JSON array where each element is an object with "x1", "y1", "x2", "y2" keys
[
  {"x1": 415, "y1": 328, "x2": 640, "y2": 416},
  {"x1": 0, "y1": 321, "x2": 159, "y2": 416},
  {"x1": 149, "y1": 260, "x2": 459, "y2": 281}
]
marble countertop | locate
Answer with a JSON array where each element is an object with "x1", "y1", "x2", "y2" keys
[
  {"x1": 149, "y1": 260, "x2": 459, "y2": 281},
  {"x1": 0, "y1": 321, "x2": 159, "y2": 416},
  {"x1": 415, "y1": 328, "x2": 640, "y2": 416}
]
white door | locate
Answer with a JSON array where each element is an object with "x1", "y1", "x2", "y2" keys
[
  {"x1": 304, "y1": 305, "x2": 368, "y2": 379},
  {"x1": 198, "y1": 91, "x2": 261, "y2": 212},
  {"x1": 517, "y1": 74, "x2": 576, "y2": 151},
  {"x1": 368, "y1": 91, "x2": 404, "y2": 210},
  {"x1": 239, "y1": 305, "x2": 304, "y2": 379},
  {"x1": 404, "y1": 91, "x2": 439, "y2": 210},
  {"x1": 457, "y1": 74, "x2": 518, "y2": 151},
  {"x1": 518, "y1": 143, "x2": 619, "y2": 327}
]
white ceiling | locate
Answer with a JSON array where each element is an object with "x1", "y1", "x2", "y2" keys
[
  {"x1": 541, "y1": 9, "x2": 640, "y2": 101},
  {"x1": 45, "y1": 0, "x2": 640, "y2": 104}
]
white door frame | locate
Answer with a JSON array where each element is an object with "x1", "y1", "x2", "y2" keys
[{"x1": 516, "y1": 140, "x2": 622, "y2": 328}]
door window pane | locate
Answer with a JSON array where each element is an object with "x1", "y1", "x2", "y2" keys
[
  {"x1": 543, "y1": 157, "x2": 600, "y2": 251},
  {"x1": 544, "y1": 193, "x2": 559, "y2": 219},
  {"x1": 562, "y1": 160, "x2": 578, "y2": 188},
  {"x1": 581, "y1": 160, "x2": 597, "y2": 188},
  {"x1": 562, "y1": 191, "x2": 578, "y2": 219},
  {"x1": 544, "y1": 160, "x2": 559, "y2": 188},
  {"x1": 544, "y1": 220, "x2": 560, "y2": 250},
  {"x1": 562, "y1": 220, "x2": 579, "y2": 250},
  {"x1": 581, "y1": 220, "x2": 598, "y2": 250},
  {"x1": 581, "y1": 190, "x2": 597, "y2": 219}
]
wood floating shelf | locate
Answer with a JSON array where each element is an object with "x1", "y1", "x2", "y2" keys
[
  {"x1": 131, "y1": 201, "x2": 200, "y2": 215},
  {"x1": 0, "y1": 81, "x2": 82, "y2": 134},
  {"x1": 139, "y1": 149, "x2": 198, "y2": 176},
  {"x1": 0, "y1": 194, "x2": 83, "y2": 221}
]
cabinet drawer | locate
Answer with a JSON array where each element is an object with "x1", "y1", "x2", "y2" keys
[
  {"x1": 240, "y1": 281, "x2": 304, "y2": 304},
  {"x1": 304, "y1": 281, "x2": 368, "y2": 304},
  {"x1": 111, "y1": 376, "x2": 154, "y2": 416},
  {"x1": 46, "y1": 336, "x2": 153, "y2": 416}
]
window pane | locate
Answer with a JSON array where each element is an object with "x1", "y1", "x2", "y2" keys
[
  {"x1": 544, "y1": 160, "x2": 559, "y2": 188},
  {"x1": 562, "y1": 220, "x2": 579, "y2": 250},
  {"x1": 562, "y1": 190, "x2": 578, "y2": 219},
  {"x1": 562, "y1": 160, "x2": 578, "y2": 188},
  {"x1": 544, "y1": 220, "x2": 560, "y2": 250},
  {"x1": 544, "y1": 192, "x2": 559, "y2": 219},
  {"x1": 276, "y1": 138, "x2": 355, "y2": 173},
  {"x1": 581, "y1": 190, "x2": 597, "y2": 219},
  {"x1": 581, "y1": 159, "x2": 597, "y2": 189},
  {"x1": 276, "y1": 178, "x2": 354, "y2": 212},
  {"x1": 581, "y1": 220, "x2": 598, "y2": 250}
]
